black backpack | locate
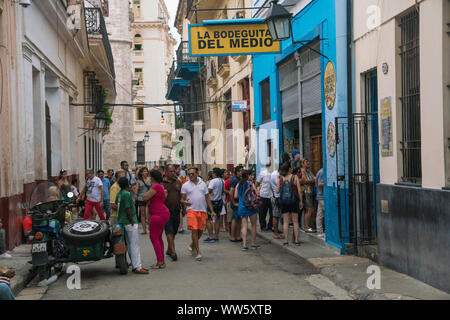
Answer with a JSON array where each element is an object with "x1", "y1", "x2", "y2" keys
[{"x1": 280, "y1": 176, "x2": 297, "y2": 206}]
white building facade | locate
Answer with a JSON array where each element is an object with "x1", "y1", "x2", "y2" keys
[{"x1": 131, "y1": 0, "x2": 176, "y2": 167}]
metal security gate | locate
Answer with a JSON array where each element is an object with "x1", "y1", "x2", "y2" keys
[{"x1": 336, "y1": 113, "x2": 379, "y2": 251}]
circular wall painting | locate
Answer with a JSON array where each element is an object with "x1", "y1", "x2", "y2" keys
[
  {"x1": 327, "y1": 122, "x2": 336, "y2": 158},
  {"x1": 324, "y1": 61, "x2": 336, "y2": 110}
]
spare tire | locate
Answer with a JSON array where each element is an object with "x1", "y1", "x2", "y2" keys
[{"x1": 62, "y1": 220, "x2": 110, "y2": 244}]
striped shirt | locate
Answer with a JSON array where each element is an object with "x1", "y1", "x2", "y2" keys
[{"x1": 0, "y1": 275, "x2": 10, "y2": 286}]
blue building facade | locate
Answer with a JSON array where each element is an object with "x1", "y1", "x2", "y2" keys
[{"x1": 252, "y1": 0, "x2": 351, "y2": 252}]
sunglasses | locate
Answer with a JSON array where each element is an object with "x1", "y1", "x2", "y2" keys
[{"x1": 188, "y1": 173, "x2": 196, "y2": 176}]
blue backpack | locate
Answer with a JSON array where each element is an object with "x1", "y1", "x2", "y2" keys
[{"x1": 280, "y1": 176, "x2": 297, "y2": 206}]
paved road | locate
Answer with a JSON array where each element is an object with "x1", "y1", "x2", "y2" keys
[{"x1": 37, "y1": 225, "x2": 352, "y2": 300}]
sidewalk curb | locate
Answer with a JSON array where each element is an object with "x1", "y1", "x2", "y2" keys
[
  {"x1": 255, "y1": 230, "x2": 389, "y2": 300},
  {"x1": 10, "y1": 262, "x2": 36, "y2": 296}
]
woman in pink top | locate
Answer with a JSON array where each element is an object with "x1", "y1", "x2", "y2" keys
[{"x1": 143, "y1": 170, "x2": 170, "y2": 269}]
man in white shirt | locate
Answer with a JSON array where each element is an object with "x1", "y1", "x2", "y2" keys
[
  {"x1": 271, "y1": 166, "x2": 282, "y2": 239},
  {"x1": 256, "y1": 162, "x2": 273, "y2": 231},
  {"x1": 205, "y1": 168, "x2": 225, "y2": 242},
  {"x1": 181, "y1": 168, "x2": 216, "y2": 261},
  {"x1": 78, "y1": 169, "x2": 106, "y2": 221}
]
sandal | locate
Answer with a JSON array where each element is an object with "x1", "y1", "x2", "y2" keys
[
  {"x1": 294, "y1": 242, "x2": 301, "y2": 246},
  {"x1": 273, "y1": 235, "x2": 283, "y2": 239},
  {"x1": 132, "y1": 268, "x2": 149, "y2": 274},
  {"x1": 283, "y1": 242, "x2": 289, "y2": 246},
  {"x1": 150, "y1": 263, "x2": 166, "y2": 270}
]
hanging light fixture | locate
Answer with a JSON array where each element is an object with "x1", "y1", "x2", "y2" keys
[
  {"x1": 160, "y1": 113, "x2": 166, "y2": 124},
  {"x1": 264, "y1": 0, "x2": 292, "y2": 42},
  {"x1": 144, "y1": 131, "x2": 150, "y2": 143},
  {"x1": 94, "y1": 111, "x2": 108, "y2": 130}
]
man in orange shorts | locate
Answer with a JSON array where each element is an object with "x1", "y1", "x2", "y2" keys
[{"x1": 181, "y1": 168, "x2": 216, "y2": 261}]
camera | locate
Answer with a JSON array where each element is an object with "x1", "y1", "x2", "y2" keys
[{"x1": 19, "y1": 0, "x2": 32, "y2": 8}]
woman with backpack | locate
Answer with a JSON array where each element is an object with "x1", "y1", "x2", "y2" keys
[
  {"x1": 276, "y1": 163, "x2": 303, "y2": 246},
  {"x1": 300, "y1": 159, "x2": 316, "y2": 233},
  {"x1": 136, "y1": 167, "x2": 152, "y2": 234},
  {"x1": 234, "y1": 170, "x2": 261, "y2": 251}
]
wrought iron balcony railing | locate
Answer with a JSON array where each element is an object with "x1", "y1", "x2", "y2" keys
[
  {"x1": 177, "y1": 41, "x2": 203, "y2": 65},
  {"x1": 167, "y1": 61, "x2": 177, "y2": 92},
  {"x1": 85, "y1": 7, "x2": 115, "y2": 79}
]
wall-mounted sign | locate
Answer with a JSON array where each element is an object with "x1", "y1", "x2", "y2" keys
[
  {"x1": 324, "y1": 61, "x2": 336, "y2": 110},
  {"x1": 327, "y1": 122, "x2": 336, "y2": 158},
  {"x1": 189, "y1": 19, "x2": 280, "y2": 57},
  {"x1": 381, "y1": 97, "x2": 393, "y2": 157},
  {"x1": 232, "y1": 100, "x2": 248, "y2": 112}
]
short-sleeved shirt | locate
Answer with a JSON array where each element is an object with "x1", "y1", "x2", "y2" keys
[
  {"x1": 109, "y1": 183, "x2": 121, "y2": 217},
  {"x1": 257, "y1": 169, "x2": 273, "y2": 199},
  {"x1": 208, "y1": 178, "x2": 224, "y2": 201},
  {"x1": 162, "y1": 177, "x2": 182, "y2": 213},
  {"x1": 22, "y1": 216, "x2": 32, "y2": 232},
  {"x1": 102, "y1": 178, "x2": 111, "y2": 200},
  {"x1": 271, "y1": 171, "x2": 280, "y2": 198},
  {"x1": 224, "y1": 178, "x2": 231, "y2": 202},
  {"x1": 181, "y1": 179, "x2": 209, "y2": 213},
  {"x1": 316, "y1": 169, "x2": 324, "y2": 200},
  {"x1": 116, "y1": 190, "x2": 138, "y2": 225},
  {"x1": 137, "y1": 178, "x2": 151, "y2": 201},
  {"x1": 86, "y1": 176, "x2": 103, "y2": 202}
]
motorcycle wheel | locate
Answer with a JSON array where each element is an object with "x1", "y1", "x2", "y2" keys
[{"x1": 115, "y1": 254, "x2": 128, "y2": 275}]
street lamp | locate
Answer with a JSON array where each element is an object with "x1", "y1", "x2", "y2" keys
[
  {"x1": 264, "y1": 0, "x2": 292, "y2": 42},
  {"x1": 94, "y1": 111, "x2": 108, "y2": 130},
  {"x1": 160, "y1": 113, "x2": 166, "y2": 124},
  {"x1": 144, "y1": 131, "x2": 150, "y2": 143}
]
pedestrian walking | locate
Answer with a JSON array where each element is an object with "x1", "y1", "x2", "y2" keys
[
  {"x1": 57, "y1": 169, "x2": 72, "y2": 202},
  {"x1": 315, "y1": 167, "x2": 325, "y2": 238},
  {"x1": 106, "y1": 169, "x2": 115, "y2": 185},
  {"x1": 181, "y1": 168, "x2": 217, "y2": 261},
  {"x1": 270, "y1": 166, "x2": 283, "y2": 239},
  {"x1": 78, "y1": 169, "x2": 106, "y2": 221},
  {"x1": 115, "y1": 177, "x2": 148, "y2": 275},
  {"x1": 97, "y1": 170, "x2": 112, "y2": 221},
  {"x1": 136, "y1": 167, "x2": 151, "y2": 235},
  {"x1": 300, "y1": 159, "x2": 316, "y2": 233},
  {"x1": 224, "y1": 169, "x2": 232, "y2": 235},
  {"x1": 177, "y1": 170, "x2": 189, "y2": 235},
  {"x1": 0, "y1": 219, "x2": 11, "y2": 259},
  {"x1": 277, "y1": 163, "x2": 303, "y2": 246},
  {"x1": 162, "y1": 165, "x2": 182, "y2": 261},
  {"x1": 228, "y1": 166, "x2": 243, "y2": 243},
  {"x1": 234, "y1": 170, "x2": 260, "y2": 251},
  {"x1": 256, "y1": 162, "x2": 273, "y2": 232},
  {"x1": 205, "y1": 168, "x2": 225, "y2": 243},
  {"x1": 109, "y1": 170, "x2": 126, "y2": 226},
  {"x1": 143, "y1": 170, "x2": 170, "y2": 269}
]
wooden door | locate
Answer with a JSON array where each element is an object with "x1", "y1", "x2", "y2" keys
[{"x1": 310, "y1": 135, "x2": 323, "y2": 175}]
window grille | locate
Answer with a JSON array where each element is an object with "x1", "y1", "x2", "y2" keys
[{"x1": 399, "y1": 10, "x2": 421, "y2": 184}]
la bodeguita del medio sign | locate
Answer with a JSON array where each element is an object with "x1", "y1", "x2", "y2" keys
[{"x1": 189, "y1": 20, "x2": 281, "y2": 57}]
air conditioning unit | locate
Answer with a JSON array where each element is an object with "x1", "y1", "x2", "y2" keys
[{"x1": 234, "y1": 11, "x2": 245, "y2": 19}]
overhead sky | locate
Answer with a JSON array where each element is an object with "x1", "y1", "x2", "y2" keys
[{"x1": 165, "y1": 0, "x2": 181, "y2": 47}]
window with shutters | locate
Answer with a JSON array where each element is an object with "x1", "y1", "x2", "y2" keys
[
  {"x1": 133, "y1": 0, "x2": 141, "y2": 18},
  {"x1": 136, "y1": 106, "x2": 144, "y2": 120},
  {"x1": 261, "y1": 78, "x2": 271, "y2": 123},
  {"x1": 279, "y1": 56, "x2": 298, "y2": 123},
  {"x1": 134, "y1": 34, "x2": 142, "y2": 51},
  {"x1": 134, "y1": 68, "x2": 143, "y2": 86}
]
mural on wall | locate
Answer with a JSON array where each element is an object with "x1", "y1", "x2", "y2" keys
[
  {"x1": 324, "y1": 61, "x2": 336, "y2": 110},
  {"x1": 327, "y1": 122, "x2": 336, "y2": 158},
  {"x1": 381, "y1": 97, "x2": 393, "y2": 157}
]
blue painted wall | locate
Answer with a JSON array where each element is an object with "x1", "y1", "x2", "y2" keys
[{"x1": 252, "y1": 0, "x2": 350, "y2": 253}]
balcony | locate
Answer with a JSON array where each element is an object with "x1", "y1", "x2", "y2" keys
[
  {"x1": 175, "y1": 41, "x2": 203, "y2": 80},
  {"x1": 85, "y1": 7, "x2": 115, "y2": 80},
  {"x1": 166, "y1": 61, "x2": 189, "y2": 102},
  {"x1": 217, "y1": 56, "x2": 230, "y2": 78}
]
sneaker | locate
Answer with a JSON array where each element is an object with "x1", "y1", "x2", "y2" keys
[
  {"x1": 203, "y1": 238, "x2": 216, "y2": 243},
  {"x1": 317, "y1": 233, "x2": 325, "y2": 239},
  {"x1": 241, "y1": 247, "x2": 249, "y2": 251},
  {"x1": 0, "y1": 252, "x2": 12, "y2": 259},
  {"x1": 195, "y1": 254, "x2": 202, "y2": 261},
  {"x1": 169, "y1": 253, "x2": 178, "y2": 261},
  {"x1": 250, "y1": 245, "x2": 262, "y2": 250}
]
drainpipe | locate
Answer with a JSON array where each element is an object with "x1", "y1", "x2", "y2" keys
[
  {"x1": 295, "y1": 51, "x2": 303, "y2": 156},
  {"x1": 347, "y1": 0, "x2": 355, "y2": 249}
]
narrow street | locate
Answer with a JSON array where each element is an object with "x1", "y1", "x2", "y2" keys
[{"x1": 37, "y1": 226, "x2": 351, "y2": 300}]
